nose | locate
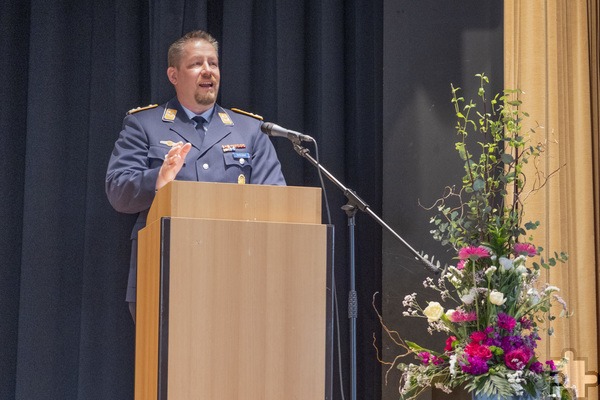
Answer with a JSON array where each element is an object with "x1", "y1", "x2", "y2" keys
[{"x1": 200, "y1": 61, "x2": 212, "y2": 75}]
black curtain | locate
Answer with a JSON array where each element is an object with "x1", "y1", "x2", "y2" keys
[{"x1": 0, "y1": 1, "x2": 382, "y2": 399}]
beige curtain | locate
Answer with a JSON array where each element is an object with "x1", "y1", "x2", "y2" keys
[{"x1": 505, "y1": 1, "x2": 599, "y2": 398}]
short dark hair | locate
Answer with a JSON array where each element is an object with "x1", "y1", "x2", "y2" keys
[{"x1": 168, "y1": 30, "x2": 219, "y2": 67}]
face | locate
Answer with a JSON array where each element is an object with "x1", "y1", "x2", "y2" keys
[{"x1": 167, "y1": 39, "x2": 220, "y2": 113}]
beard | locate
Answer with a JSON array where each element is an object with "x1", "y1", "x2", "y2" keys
[{"x1": 194, "y1": 87, "x2": 218, "y2": 106}]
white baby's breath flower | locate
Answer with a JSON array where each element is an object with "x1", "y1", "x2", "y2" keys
[
  {"x1": 449, "y1": 354, "x2": 457, "y2": 377},
  {"x1": 544, "y1": 285, "x2": 560, "y2": 293},
  {"x1": 484, "y1": 266, "x2": 497, "y2": 277}
]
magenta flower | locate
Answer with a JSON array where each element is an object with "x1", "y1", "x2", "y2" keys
[
  {"x1": 470, "y1": 331, "x2": 487, "y2": 343},
  {"x1": 546, "y1": 360, "x2": 557, "y2": 371},
  {"x1": 458, "y1": 246, "x2": 490, "y2": 260},
  {"x1": 465, "y1": 343, "x2": 493, "y2": 360},
  {"x1": 505, "y1": 348, "x2": 531, "y2": 370},
  {"x1": 418, "y1": 351, "x2": 432, "y2": 365},
  {"x1": 448, "y1": 309, "x2": 478, "y2": 323},
  {"x1": 445, "y1": 336, "x2": 457, "y2": 352},
  {"x1": 497, "y1": 313, "x2": 517, "y2": 331},
  {"x1": 514, "y1": 242, "x2": 538, "y2": 257},
  {"x1": 456, "y1": 259, "x2": 467, "y2": 270}
]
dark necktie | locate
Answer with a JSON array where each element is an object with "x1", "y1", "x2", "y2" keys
[{"x1": 192, "y1": 116, "x2": 207, "y2": 146}]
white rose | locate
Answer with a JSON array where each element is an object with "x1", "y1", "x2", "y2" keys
[
  {"x1": 423, "y1": 301, "x2": 444, "y2": 322},
  {"x1": 489, "y1": 290, "x2": 507, "y2": 306},
  {"x1": 499, "y1": 257, "x2": 514, "y2": 271},
  {"x1": 461, "y1": 293, "x2": 475, "y2": 305},
  {"x1": 516, "y1": 265, "x2": 528, "y2": 275}
]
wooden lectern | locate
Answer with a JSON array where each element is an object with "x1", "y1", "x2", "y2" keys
[{"x1": 135, "y1": 181, "x2": 333, "y2": 400}]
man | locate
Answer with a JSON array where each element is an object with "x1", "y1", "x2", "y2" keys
[{"x1": 105, "y1": 30, "x2": 286, "y2": 320}]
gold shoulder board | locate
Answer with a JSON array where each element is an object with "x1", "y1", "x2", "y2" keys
[
  {"x1": 127, "y1": 104, "x2": 158, "y2": 115},
  {"x1": 230, "y1": 108, "x2": 264, "y2": 121}
]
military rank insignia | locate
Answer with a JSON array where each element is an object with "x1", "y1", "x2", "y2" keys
[
  {"x1": 218, "y1": 112, "x2": 234, "y2": 126},
  {"x1": 162, "y1": 108, "x2": 177, "y2": 122},
  {"x1": 238, "y1": 174, "x2": 246, "y2": 184}
]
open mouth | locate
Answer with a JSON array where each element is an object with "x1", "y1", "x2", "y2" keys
[{"x1": 199, "y1": 82, "x2": 214, "y2": 88}]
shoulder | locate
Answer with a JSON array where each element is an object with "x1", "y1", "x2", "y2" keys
[
  {"x1": 127, "y1": 104, "x2": 159, "y2": 115},
  {"x1": 124, "y1": 100, "x2": 181, "y2": 125},
  {"x1": 220, "y1": 106, "x2": 262, "y2": 126}
]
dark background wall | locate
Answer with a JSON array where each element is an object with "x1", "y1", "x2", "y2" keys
[
  {"x1": 1, "y1": 1, "x2": 382, "y2": 399},
  {"x1": 0, "y1": 0, "x2": 502, "y2": 399},
  {"x1": 381, "y1": 1, "x2": 503, "y2": 399}
]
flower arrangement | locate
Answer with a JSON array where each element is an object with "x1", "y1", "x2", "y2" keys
[{"x1": 378, "y1": 74, "x2": 575, "y2": 399}]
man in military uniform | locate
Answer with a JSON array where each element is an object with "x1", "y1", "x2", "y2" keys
[{"x1": 105, "y1": 30, "x2": 286, "y2": 320}]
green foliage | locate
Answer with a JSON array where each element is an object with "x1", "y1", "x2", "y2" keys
[{"x1": 430, "y1": 74, "x2": 540, "y2": 253}]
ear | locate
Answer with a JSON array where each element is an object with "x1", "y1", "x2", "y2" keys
[{"x1": 167, "y1": 66, "x2": 178, "y2": 85}]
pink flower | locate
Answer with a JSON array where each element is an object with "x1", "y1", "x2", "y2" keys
[
  {"x1": 458, "y1": 246, "x2": 490, "y2": 260},
  {"x1": 448, "y1": 309, "x2": 478, "y2": 323},
  {"x1": 456, "y1": 259, "x2": 466, "y2": 270},
  {"x1": 445, "y1": 336, "x2": 457, "y2": 352},
  {"x1": 514, "y1": 242, "x2": 538, "y2": 257},
  {"x1": 505, "y1": 348, "x2": 531, "y2": 370},
  {"x1": 470, "y1": 331, "x2": 487, "y2": 343},
  {"x1": 465, "y1": 343, "x2": 493, "y2": 360}
]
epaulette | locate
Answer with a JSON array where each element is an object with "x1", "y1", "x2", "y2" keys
[
  {"x1": 230, "y1": 108, "x2": 264, "y2": 121},
  {"x1": 127, "y1": 104, "x2": 158, "y2": 115}
]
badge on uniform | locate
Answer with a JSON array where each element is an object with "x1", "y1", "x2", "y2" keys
[
  {"x1": 161, "y1": 140, "x2": 182, "y2": 147},
  {"x1": 238, "y1": 174, "x2": 246, "y2": 184},
  {"x1": 221, "y1": 143, "x2": 247, "y2": 152},
  {"x1": 218, "y1": 112, "x2": 234, "y2": 126},
  {"x1": 162, "y1": 108, "x2": 177, "y2": 122}
]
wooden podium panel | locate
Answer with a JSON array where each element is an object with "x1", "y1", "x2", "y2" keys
[
  {"x1": 136, "y1": 182, "x2": 332, "y2": 400},
  {"x1": 146, "y1": 181, "x2": 322, "y2": 226}
]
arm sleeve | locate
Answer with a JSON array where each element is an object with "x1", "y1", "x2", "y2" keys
[
  {"x1": 249, "y1": 122, "x2": 287, "y2": 186},
  {"x1": 105, "y1": 114, "x2": 160, "y2": 214}
]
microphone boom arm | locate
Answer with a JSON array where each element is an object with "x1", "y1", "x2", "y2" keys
[{"x1": 293, "y1": 143, "x2": 440, "y2": 274}]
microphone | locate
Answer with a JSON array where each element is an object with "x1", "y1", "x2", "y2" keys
[{"x1": 260, "y1": 122, "x2": 313, "y2": 143}]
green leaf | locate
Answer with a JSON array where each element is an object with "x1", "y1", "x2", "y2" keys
[
  {"x1": 500, "y1": 153, "x2": 514, "y2": 164},
  {"x1": 473, "y1": 179, "x2": 485, "y2": 191}
]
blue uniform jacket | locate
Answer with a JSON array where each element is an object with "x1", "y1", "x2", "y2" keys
[{"x1": 105, "y1": 98, "x2": 286, "y2": 302}]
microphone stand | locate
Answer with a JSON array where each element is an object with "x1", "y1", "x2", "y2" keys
[{"x1": 291, "y1": 142, "x2": 438, "y2": 400}]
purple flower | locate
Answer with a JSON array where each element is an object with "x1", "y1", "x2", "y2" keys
[
  {"x1": 530, "y1": 361, "x2": 544, "y2": 373},
  {"x1": 546, "y1": 360, "x2": 557, "y2": 371},
  {"x1": 461, "y1": 356, "x2": 490, "y2": 375},
  {"x1": 501, "y1": 335, "x2": 526, "y2": 353},
  {"x1": 497, "y1": 313, "x2": 517, "y2": 331},
  {"x1": 519, "y1": 317, "x2": 532, "y2": 330}
]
